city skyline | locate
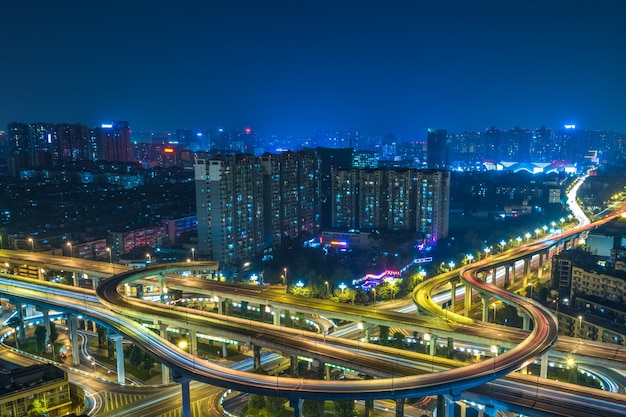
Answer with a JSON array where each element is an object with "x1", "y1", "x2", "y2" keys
[{"x1": 2, "y1": 1, "x2": 626, "y2": 138}]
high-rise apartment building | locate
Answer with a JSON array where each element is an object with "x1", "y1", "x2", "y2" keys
[
  {"x1": 427, "y1": 129, "x2": 449, "y2": 169},
  {"x1": 331, "y1": 167, "x2": 449, "y2": 245},
  {"x1": 415, "y1": 169, "x2": 450, "y2": 245},
  {"x1": 259, "y1": 150, "x2": 321, "y2": 247},
  {"x1": 195, "y1": 155, "x2": 264, "y2": 268},
  {"x1": 97, "y1": 121, "x2": 131, "y2": 162}
]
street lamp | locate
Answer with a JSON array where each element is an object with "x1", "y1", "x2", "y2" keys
[
  {"x1": 191, "y1": 248, "x2": 195, "y2": 262},
  {"x1": 283, "y1": 268, "x2": 288, "y2": 285},
  {"x1": 492, "y1": 303, "x2": 497, "y2": 324},
  {"x1": 516, "y1": 236, "x2": 522, "y2": 246},
  {"x1": 465, "y1": 254, "x2": 474, "y2": 264},
  {"x1": 578, "y1": 315, "x2": 583, "y2": 337},
  {"x1": 525, "y1": 232, "x2": 531, "y2": 243},
  {"x1": 339, "y1": 283, "x2": 347, "y2": 294},
  {"x1": 324, "y1": 281, "x2": 329, "y2": 293},
  {"x1": 484, "y1": 247, "x2": 491, "y2": 259},
  {"x1": 92, "y1": 361, "x2": 96, "y2": 375},
  {"x1": 499, "y1": 240, "x2": 506, "y2": 252},
  {"x1": 146, "y1": 253, "x2": 151, "y2": 264},
  {"x1": 66, "y1": 242, "x2": 73, "y2": 258},
  {"x1": 448, "y1": 261, "x2": 455, "y2": 270},
  {"x1": 106, "y1": 247, "x2": 112, "y2": 263},
  {"x1": 28, "y1": 238, "x2": 34, "y2": 252}
]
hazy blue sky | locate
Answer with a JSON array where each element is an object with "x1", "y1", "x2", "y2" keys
[{"x1": 2, "y1": 1, "x2": 625, "y2": 138}]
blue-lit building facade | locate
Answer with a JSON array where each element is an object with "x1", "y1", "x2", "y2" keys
[{"x1": 331, "y1": 167, "x2": 450, "y2": 246}]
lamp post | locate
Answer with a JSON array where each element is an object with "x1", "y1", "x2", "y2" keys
[
  {"x1": 339, "y1": 283, "x2": 347, "y2": 294},
  {"x1": 499, "y1": 240, "x2": 506, "y2": 252},
  {"x1": 492, "y1": 303, "x2": 497, "y2": 324},
  {"x1": 578, "y1": 315, "x2": 583, "y2": 338},
  {"x1": 484, "y1": 247, "x2": 491, "y2": 259},
  {"x1": 106, "y1": 247, "x2": 112, "y2": 263},
  {"x1": 283, "y1": 268, "x2": 287, "y2": 285},
  {"x1": 191, "y1": 248, "x2": 195, "y2": 262},
  {"x1": 28, "y1": 238, "x2": 34, "y2": 252},
  {"x1": 525, "y1": 232, "x2": 531, "y2": 243},
  {"x1": 66, "y1": 242, "x2": 73, "y2": 258},
  {"x1": 324, "y1": 281, "x2": 329, "y2": 294}
]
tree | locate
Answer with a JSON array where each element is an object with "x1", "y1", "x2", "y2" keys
[
  {"x1": 393, "y1": 331, "x2": 405, "y2": 349},
  {"x1": 265, "y1": 396, "x2": 286, "y2": 415},
  {"x1": 49, "y1": 321, "x2": 59, "y2": 346},
  {"x1": 302, "y1": 399, "x2": 325, "y2": 417},
  {"x1": 126, "y1": 344, "x2": 143, "y2": 367},
  {"x1": 34, "y1": 325, "x2": 47, "y2": 353},
  {"x1": 97, "y1": 325, "x2": 108, "y2": 348},
  {"x1": 333, "y1": 400, "x2": 355, "y2": 417},
  {"x1": 378, "y1": 325, "x2": 389, "y2": 346},
  {"x1": 142, "y1": 352, "x2": 155, "y2": 373},
  {"x1": 26, "y1": 398, "x2": 47, "y2": 417}
]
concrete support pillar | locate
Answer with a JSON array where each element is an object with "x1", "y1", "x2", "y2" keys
[
  {"x1": 463, "y1": 285, "x2": 471, "y2": 316},
  {"x1": 253, "y1": 345, "x2": 261, "y2": 369},
  {"x1": 216, "y1": 298, "x2": 223, "y2": 314},
  {"x1": 188, "y1": 330, "x2": 198, "y2": 356},
  {"x1": 395, "y1": 398, "x2": 404, "y2": 417},
  {"x1": 524, "y1": 257, "x2": 531, "y2": 279},
  {"x1": 289, "y1": 399, "x2": 303, "y2": 417},
  {"x1": 173, "y1": 372, "x2": 192, "y2": 417},
  {"x1": 110, "y1": 334, "x2": 125, "y2": 384},
  {"x1": 363, "y1": 323, "x2": 371, "y2": 343},
  {"x1": 429, "y1": 335, "x2": 438, "y2": 356},
  {"x1": 273, "y1": 309, "x2": 281, "y2": 326},
  {"x1": 519, "y1": 310, "x2": 531, "y2": 331},
  {"x1": 158, "y1": 275, "x2": 166, "y2": 303},
  {"x1": 459, "y1": 401, "x2": 467, "y2": 417},
  {"x1": 489, "y1": 268, "x2": 495, "y2": 285},
  {"x1": 42, "y1": 310, "x2": 51, "y2": 351},
  {"x1": 162, "y1": 363, "x2": 171, "y2": 384},
  {"x1": 37, "y1": 268, "x2": 44, "y2": 280},
  {"x1": 290, "y1": 355, "x2": 298, "y2": 377},
  {"x1": 540, "y1": 352, "x2": 548, "y2": 378},
  {"x1": 92, "y1": 276, "x2": 100, "y2": 290},
  {"x1": 72, "y1": 272, "x2": 78, "y2": 287},
  {"x1": 67, "y1": 315, "x2": 80, "y2": 366},
  {"x1": 504, "y1": 265, "x2": 510, "y2": 287},
  {"x1": 325, "y1": 364, "x2": 331, "y2": 380},
  {"x1": 222, "y1": 342, "x2": 228, "y2": 359},
  {"x1": 158, "y1": 322, "x2": 169, "y2": 339},
  {"x1": 450, "y1": 279, "x2": 459, "y2": 311},
  {"x1": 481, "y1": 295, "x2": 489, "y2": 323}
]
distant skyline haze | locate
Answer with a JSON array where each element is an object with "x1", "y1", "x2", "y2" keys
[{"x1": 1, "y1": 1, "x2": 625, "y2": 138}]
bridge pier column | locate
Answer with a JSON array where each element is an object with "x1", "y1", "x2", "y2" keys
[
  {"x1": 504, "y1": 265, "x2": 510, "y2": 287},
  {"x1": 37, "y1": 267, "x2": 44, "y2": 280},
  {"x1": 481, "y1": 295, "x2": 489, "y2": 322},
  {"x1": 489, "y1": 268, "x2": 495, "y2": 284},
  {"x1": 92, "y1": 276, "x2": 100, "y2": 290},
  {"x1": 110, "y1": 333, "x2": 125, "y2": 384},
  {"x1": 253, "y1": 345, "x2": 261, "y2": 369},
  {"x1": 524, "y1": 257, "x2": 531, "y2": 280},
  {"x1": 458, "y1": 401, "x2": 467, "y2": 417},
  {"x1": 72, "y1": 272, "x2": 78, "y2": 287},
  {"x1": 67, "y1": 315, "x2": 80, "y2": 366},
  {"x1": 289, "y1": 398, "x2": 303, "y2": 417},
  {"x1": 273, "y1": 309, "x2": 281, "y2": 326},
  {"x1": 188, "y1": 330, "x2": 197, "y2": 356},
  {"x1": 158, "y1": 275, "x2": 166, "y2": 304},
  {"x1": 17, "y1": 305, "x2": 25, "y2": 345},
  {"x1": 518, "y1": 310, "x2": 531, "y2": 331},
  {"x1": 395, "y1": 398, "x2": 404, "y2": 417},
  {"x1": 463, "y1": 285, "x2": 471, "y2": 316},
  {"x1": 290, "y1": 355, "x2": 298, "y2": 377},
  {"x1": 222, "y1": 342, "x2": 228, "y2": 359},
  {"x1": 363, "y1": 322, "x2": 371, "y2": 343},
  {"x1": 429, "y1": 335, "x2": 438, "y2": 356},
  {"x1": 42, "y1": 309, "x2": 51, "y2": 352},
  {"x1": 173, "y1": 372, "x2": 192, "y2": 417},
  {"x1": 450, "y1": 278, "x2": 459, "y2": 311},
  {"x1": 325, "y1": 364, "x2": 331, "y2": 380},
  {"x1": 216, "y1": 297, "x2": 223, "y2": 314},
  {"x1": 540, "y1": 352, "x2": 548, "y2": 378}
]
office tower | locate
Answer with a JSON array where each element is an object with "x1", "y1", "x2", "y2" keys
[
  {"x1": 195, "y1": 155, "x2": 264, "y2": 268},
  {"x1": 316, "y1": 147, "x2": 354, "y2": 228},
  {"x1": 97, "y1": 121, "x2": 131, "y2": 162},
  {"x1": 427, "y1": 129, "x2": 449, "y2": 169},
  {"x1": 415, "y1": 169, "x2": 450, "y2": 245},
  {"x1": 6, "y1": 122, "x2": 54, "y2": 175},
  {"x1": 259, "y1": 150, "x2": 321, "y2": 247}
]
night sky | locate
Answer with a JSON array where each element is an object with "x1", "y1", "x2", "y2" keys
[{"x1": 2, "y1": 1, "x2": 625, "y2": 138}]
